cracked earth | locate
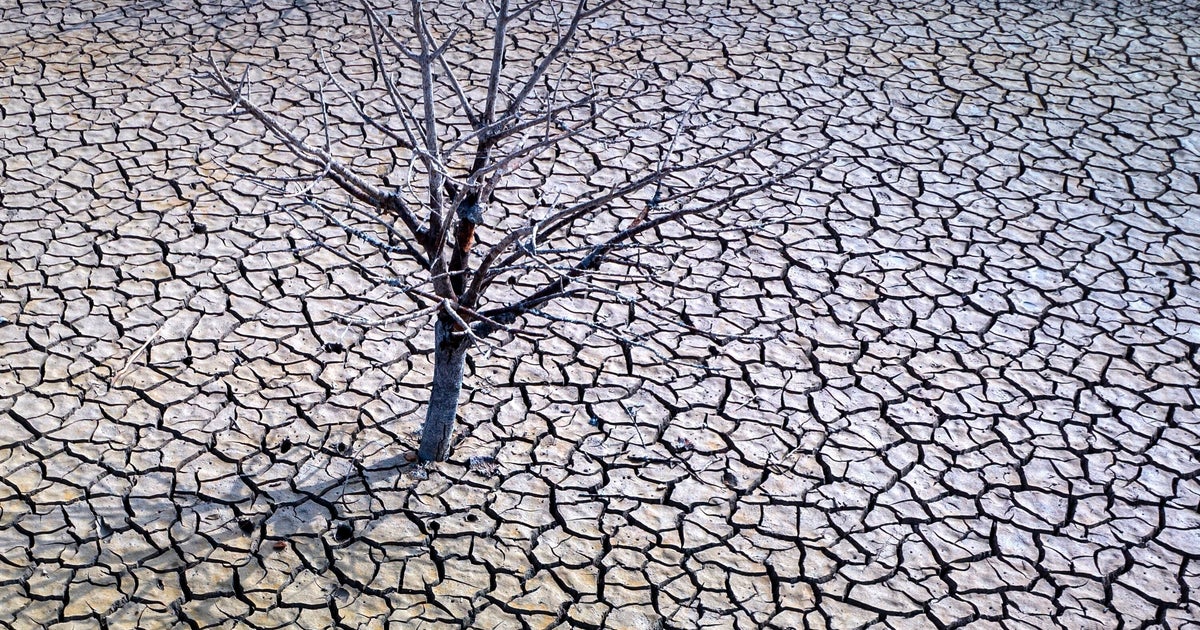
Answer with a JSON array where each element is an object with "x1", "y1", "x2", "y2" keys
[{"x1": 3, "y1": 0, "x2": 1200, "y2": 628}]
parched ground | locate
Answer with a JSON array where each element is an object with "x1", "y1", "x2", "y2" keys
[{"x1": 2, "y1": 0, "x2": 1200, "y2": 628}]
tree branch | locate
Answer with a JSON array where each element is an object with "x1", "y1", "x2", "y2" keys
[
  {"x1": 202, "y1": 58, "x2": 431, "y2": 251},
  {"x1": 472, "y1": 150, "x2": 828, "y2": 336}
]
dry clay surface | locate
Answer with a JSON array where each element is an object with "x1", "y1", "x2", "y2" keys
[{"x1": 3, "y1": 0, "x2": 1200, "y2": 628}]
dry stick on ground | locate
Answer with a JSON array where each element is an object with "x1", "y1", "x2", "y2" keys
[{"x1": 199, "y1": 0, "x2": 824, "y2": 461}]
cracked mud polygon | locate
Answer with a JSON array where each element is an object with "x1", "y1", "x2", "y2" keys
[{"x1": 2, "y1": 0, "x2": 1200, "y2": 628}]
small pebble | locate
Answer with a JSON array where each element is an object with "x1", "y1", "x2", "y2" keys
[{"x1": 468, "y1": 455, "x2": 499, "y2": 477}]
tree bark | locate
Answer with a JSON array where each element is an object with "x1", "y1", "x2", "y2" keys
[{"x1": 418, "y1": 316, "x2": 471, "y2": 461}]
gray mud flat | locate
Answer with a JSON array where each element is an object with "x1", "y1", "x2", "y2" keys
[{"x1": 1, "y1": 0, "x2": 1199, "y2": 628}]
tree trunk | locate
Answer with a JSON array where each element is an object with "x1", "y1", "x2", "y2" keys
[{"x1": 417, "y1": 317, "x2": 471, "y2": 462}]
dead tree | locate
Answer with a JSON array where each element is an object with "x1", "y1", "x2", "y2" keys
[{"x1": 202, "y1": 0, "x2": 820, "y2": 461}]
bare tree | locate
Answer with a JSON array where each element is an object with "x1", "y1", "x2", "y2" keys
[{"x1": 201, "y1": 0, "x2": 820, "y2": 461}]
